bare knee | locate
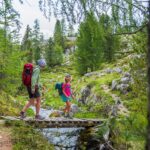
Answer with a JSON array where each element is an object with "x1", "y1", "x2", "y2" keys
[
  {"x1": 36, "y1": 97, "x2": 41, "y2": 105},
  {"x1": 29, "y1": 98, "x2": 35, "y2": 105}
]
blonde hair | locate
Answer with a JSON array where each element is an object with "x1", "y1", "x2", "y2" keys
[{"x1": 65, "y1": 74, "x2": 72, "y2": 83}]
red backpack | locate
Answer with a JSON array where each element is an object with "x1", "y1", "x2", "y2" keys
[{"x1": 22, "y1": 63, "x2": 33, "y2": 86}]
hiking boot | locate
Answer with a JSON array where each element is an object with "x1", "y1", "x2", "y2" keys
[
  {"x1": 64, "y1": 112, "x2": 73, "y2": 119},
  {"x1": 62, "y1": 111, "x2": 65, "y2": 117},
  {"x1": 20, "y1": 111, "x2": 26, "y2": 119},
  {"x1": 35, "y1": 115, "x2": 45, "y2": 120}
]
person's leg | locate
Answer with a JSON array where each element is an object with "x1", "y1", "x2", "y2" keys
[
  {"x1": 35, "y1": 97, "x2": 41, "y2": 116},
  {"x1": 66, "y1": 101, "x2": 71, "y2": 113},
  {"x1": 20, "y1": 98, "x2": 34, "y2": 118},
  {"x1": 64, "y1": 104, "x2": 68, "y2": 113},
  {"x1": 21, "y1": 98, "x2": 34, "y2": 112},
  {"x1": 64, "y1": 101, "x2": 72, "y2": 118},
  {"x1": 35, "y1": 97, "x2": 45, "y2": 120},
  {"x1": 21, "y1": 86, "x2": 34, "y2": 113}
]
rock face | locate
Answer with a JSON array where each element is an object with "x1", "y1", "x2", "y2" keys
[
  {"x1": 104, "y1": 67, "x2": 122, "y2": 74},
  {"x1": 84, "y1": 67, "x2": 122, "y2": 77},
  {"x1": 112, "y1": 80, "x2": 118, "y2": 90},
  {"x1": 78, "y1": 85, "x2": 92, "y2": 104},
  {"x1": 71, "y1": 104, "x2": 79, "y2": 113},
  {"x1": 111, "y1": 72, "x2": 133, "y2": 94},
  {"x1": 77, "y1": 126, "x2": 112, "y2": 150}
]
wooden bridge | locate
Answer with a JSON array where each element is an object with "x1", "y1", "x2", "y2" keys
[{"x1": 1, "y1": 116, "x2": 103, "y2": 128}]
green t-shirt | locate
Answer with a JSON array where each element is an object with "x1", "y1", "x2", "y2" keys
[{"x1": 31, "y1": 65, "x2": 40, "y2": 92}]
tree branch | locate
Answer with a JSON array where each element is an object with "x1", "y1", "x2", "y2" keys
[
  {"x1": 125, "y1": 0, "x2": 147, "y2": 14},
  {"x1": 112, "y1": 23, "x2": 148, "y2": 35}
]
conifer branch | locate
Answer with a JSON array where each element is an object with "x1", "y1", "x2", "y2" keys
[{"x1": 112, "y1": 23, "x2": 148, "y2": 35}]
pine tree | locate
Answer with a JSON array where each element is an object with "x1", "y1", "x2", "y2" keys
[
  {"x1": 53, "y1": 44, "x2": 63, "y2": 65},
  {"x1": 0, "y1": 27, "x2": 23, "y2": 90},
  {"x1": 53, "y1": 20, "x2": 64, "y2": 65},
  {"x1": 54, "y1": 20, "x2": 64, "y2": 48},
  {"x1": 68, "y1": 24, "x2": 74, "y2": 37},
  {"x1": 45, "y1": 38, "x2": 54, "y2": 67},
  {"x1": 76, "y1": 12, "x2": 104, "y2": 75},
  {"x1": 0, "y1": 0, "x2": 20, "y2": 48},
  {"x1": 0, "y1": 0, "x2": 21, "y2": 90},
  {"x1": 32, "y1": 19, "x2": 41, "y2": 62},
  {"x1": 60, "y1": 19, "x2": 67, "y2": 50},
  {"x1": 33, "y1": 19, "x2": 40, "y2": 40},
  {"x1": 21, "y1": 25, "x2": 32, "y2": 51},
  {"x1": 99, "y1": 14, "x2": 120, "y2": 62},
  {"x1": 21, "y1": 25, "x2": 33, "y2": 62},
  {"x1": 34, "y1": 46, "x2": 41, "y2": 62}
]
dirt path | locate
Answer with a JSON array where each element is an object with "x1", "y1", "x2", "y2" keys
[{"x1": 0, "y1": 126, "x2": 12, "y2": 150}]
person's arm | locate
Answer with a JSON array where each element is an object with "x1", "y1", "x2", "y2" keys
[
  {"x1": 31, "y1": 68, "x2": 40, "y2": 93},
  {"x1": 70, "y1": 87, "x2": 75, "y2": 99},
  {"x1": 71, "y1": 92, "x2": 75, "y2": 99}
]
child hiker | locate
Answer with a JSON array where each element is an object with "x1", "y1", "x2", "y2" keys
[{"x1": 61, "y1": 74, "x2": 75, "y2": 118}]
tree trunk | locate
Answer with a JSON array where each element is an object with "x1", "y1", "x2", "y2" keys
[{"x1": 146, "y1": 0, "x2": 150, "y2": 149}]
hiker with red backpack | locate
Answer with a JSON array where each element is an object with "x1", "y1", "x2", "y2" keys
[{"x1": 20, "y1": 59, "x2": 46, "y2": 120}]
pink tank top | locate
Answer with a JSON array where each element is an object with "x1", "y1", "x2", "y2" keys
[{"x1": 62, "y1": 83, "x2": 71, "y2": 97}]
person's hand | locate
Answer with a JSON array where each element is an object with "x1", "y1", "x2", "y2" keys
[
  {"x1": 31, "y1": 90, "x2": 35, "y2": 94},
  {"x1": 72, "y1": 94, "x2": 75, "y2": 100}
]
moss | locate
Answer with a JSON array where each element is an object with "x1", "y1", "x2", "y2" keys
[
  {"x1": 9, "y1": 121, "x2": 54, "y2": 150},
  {"x1": 0, "y1": 90, "x2": 21, "y2": 116},
  {"x1": 74, "y1": 111, "x2": 101, "y2": 119}
]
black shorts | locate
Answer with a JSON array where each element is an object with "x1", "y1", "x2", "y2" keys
[{"x1": 27, "y1": 86, "x2": 40, "y2": 99}]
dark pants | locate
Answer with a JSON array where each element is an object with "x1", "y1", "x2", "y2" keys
[{"x1": 27, "y1": 86, "x2": 40, "y2": 99}]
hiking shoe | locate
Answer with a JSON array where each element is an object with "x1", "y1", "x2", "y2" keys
[
  {"x1": 35, "y1": 115, "x2": 45, "y2": 120},
  {"x1": 64, "y1": 112, "x2": 73, "y2": 119},
  {"x1": 62, "y1": 112, "x2": 65, "y2": 117},
  {"x1": 20, "y1": 111, "x2": 26, "y2": 119}
]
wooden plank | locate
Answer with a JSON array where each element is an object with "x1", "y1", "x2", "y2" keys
[{"x1": 0, "y1": 116, "x2": 103, "y2": 128}]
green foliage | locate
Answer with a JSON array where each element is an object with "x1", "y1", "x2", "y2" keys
[
  {"x1": 39, "y1": 0, "x2": 146, "y2": 31},
  {"x1": 52, "y1": 44, "x2": 63, "y2": 66},
  {"x1": 96, "y1": 120, "x2": 110, "y2": 139},
  {"x1": 33, "y1": 19, "x2": 40, "y2": 40},
  {"x1": 0, "y1": 90, "x2": 21, "y2": 116},
  {"x1": 21, "y1": 25, "x2": 33, "y2": 62},
  {"x1": 0, "y1": 0, "x2": 21, "y2": 38},
  {"x1": 76, "y1": 12, "x2": 120, "y2": 75},
  {"x1": 45, "y1": 19, "x2": 65, "y2": 66},
  {"x1": 74, "y1": 111, "x2": 100, "y2": 118},
  {"x1": 26, "y1": 108, "x2": 35, "y2": 116},
  {"x1": 99, "y1": 14, "x2": 120, "y2": 62},
  {"x1": 11, "y1": 122, "x2": 54, "y2": 150},
  {"x1": 130, "y1": 31, "x2": 147, "y2": 98},
  {"x1": 67, "y1": 24, "x2": 75, "y2": 37},
  {"x1": 21, "y1": 25, "x2": 32, "y2": 51},
  {"x1": 32, "y1": 19, "x2": 41, "y2": 62},
  {"x1": 109, "y1": 113, "x2": 146, "y2": 149},
  {"x1": 45, "y1": 37, "x2": 54, "y2": 67},
  {"x1": 65, "y1": 39, "x2": 76, "y2": 50},
  {"x1": 34, "y1": 46, "x2": 41, "y2": 62},
  {"x1": 76, "y1": 12, "x2": 104, "y2": 75},
  {"x1": 104, "y1": 14, "x2": 120, "y2": 60},
  {"x1": 1, "y1": 50, "x2": 23, "y2": 92},
  {"x1": 54, "y1": 20, "x2": 64, "y2": 50},
  {"x1": 0, "y1": 28, "x2": 24, "y2": 93}
]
